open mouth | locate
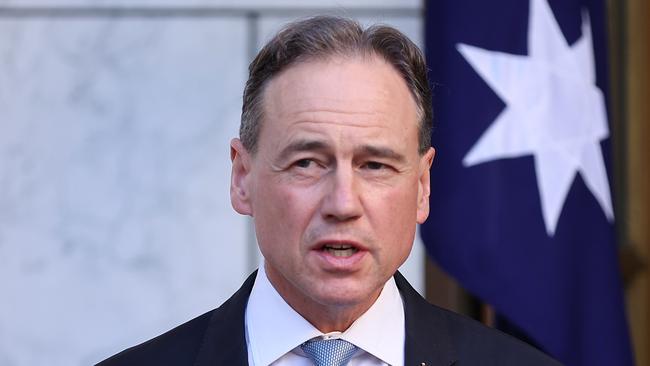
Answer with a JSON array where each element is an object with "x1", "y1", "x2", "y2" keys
[{"x1": 321, "y1": 244, "x2": 360, "y2": 257}]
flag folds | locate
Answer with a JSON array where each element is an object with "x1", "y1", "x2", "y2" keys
[{"x1": 423, "y1": 0, "x2": 633, "y2": 364}]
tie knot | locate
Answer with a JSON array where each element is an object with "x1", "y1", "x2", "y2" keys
[{"x1": 300, "y1": 338, "x2": 358, "y2": 366}]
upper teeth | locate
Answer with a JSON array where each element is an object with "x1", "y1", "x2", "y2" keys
[
  {"x1": 322, "y1": 244, "x2": 358, "y2": 257},
  {"x1": 326, "y1": 244, "x2": 351, "y2": 249}
]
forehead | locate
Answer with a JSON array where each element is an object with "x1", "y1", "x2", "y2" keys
[{"x1": 259, "y1": 55, "x2": 419, "y2": 149}]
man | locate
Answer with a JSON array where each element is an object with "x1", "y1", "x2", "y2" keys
[{"x1": 98, "y1": 16, "x2": 559, "y2": 366}]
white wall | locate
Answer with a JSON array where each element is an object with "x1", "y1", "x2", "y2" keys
[{"x1": 0, "y1": 2, "x2": 424, "y2": 365}]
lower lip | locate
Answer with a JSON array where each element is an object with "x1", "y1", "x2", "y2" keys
[{"x1": 311, "y1": 248, "x2": 367, "y2": 271}]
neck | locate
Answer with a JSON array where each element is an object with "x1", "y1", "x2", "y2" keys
[
  {"x1": 291, "y1": 295, "x2": 380, "y2": 333},
  {"x1": 263, "y1": 265, "x2": 382, "y2": 333}
]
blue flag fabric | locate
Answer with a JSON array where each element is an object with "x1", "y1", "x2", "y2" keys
[{"x1": 423, "y1": 0, "x2": 634, "y2": 365}]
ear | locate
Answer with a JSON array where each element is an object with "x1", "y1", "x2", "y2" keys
[
  {"x1": 416, "y1": 147, "x2": 435, "y2": 224},
  {"x1": 230, "y1": 138, "x2": 254, "y2": 216}
]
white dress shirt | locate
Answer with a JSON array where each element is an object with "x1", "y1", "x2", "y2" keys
[{"x1": 245, "y1": 263, "x2": 405, "y2": 366}]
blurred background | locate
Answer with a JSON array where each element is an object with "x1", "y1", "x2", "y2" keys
[{"x1": 0, "y1": 0, "x2": 647, "y2": 365}]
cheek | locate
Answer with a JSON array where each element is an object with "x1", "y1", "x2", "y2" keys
[
  {"x1": 373, "y1": 179, "x2": 419, "y2": 221},
  {"x1": 252, "y1": 176, "x2": 319, "y2": 244},
  {"x1": 367, "y1": 180, "x2": 419, "y2": 252}
]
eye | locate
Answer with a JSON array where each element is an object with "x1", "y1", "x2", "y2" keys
[
  {"x1": 294, "y1": 159, "x2": 314, "y2": 168},
  {"x1": 364, "y1": 161, "x2": 387, "y2": 170}
]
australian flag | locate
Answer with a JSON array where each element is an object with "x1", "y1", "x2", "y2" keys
[{"x1": 422, "y1": 0, "x2": 634, "y2": 364}]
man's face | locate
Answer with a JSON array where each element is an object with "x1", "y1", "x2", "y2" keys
[{"x1": 231, "y1": 55, "x2": 434, "y2": 325}]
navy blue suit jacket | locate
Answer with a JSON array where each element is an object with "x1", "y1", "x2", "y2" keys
[{"x1": 97, "y1": 271, "x2": 560, "y2": 365}]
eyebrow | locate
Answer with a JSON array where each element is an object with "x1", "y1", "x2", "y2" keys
[
  {"x1": 277, "y1": 139, "x2": 329, "y2": 161},
  {"x1": 356, "y1": 145, "x2": 406, "y2": 163},
  {"x1": 277, "y1": 139, "x2": 407, "y2": 163}
]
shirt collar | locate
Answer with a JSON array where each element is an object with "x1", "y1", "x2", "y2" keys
[
  {"x1": 338, "y1": 275, "x2": 404, "y2": 366},
  {"x1": 245, "y1": 263, "x2": 405, "y2": 366}
]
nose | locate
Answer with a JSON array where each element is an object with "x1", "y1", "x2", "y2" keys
[{"x1": 321, "y1": 167, "x2": 363, "y2": 222}]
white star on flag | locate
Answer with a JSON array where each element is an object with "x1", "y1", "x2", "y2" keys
[{"x1": 458, "y1": 0, "x2": 614, "y2": 236}]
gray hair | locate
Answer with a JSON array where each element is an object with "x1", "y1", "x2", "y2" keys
[{"x1": 240, "y1": 15, "x2": 432, "y2": 155}]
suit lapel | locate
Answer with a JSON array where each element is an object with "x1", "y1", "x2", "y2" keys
[
  {"x1": 193, "y1": 271, "x2": 257, "y2": 366},
  {"x1": 395, "y1": 272, "x2": 458, "y2": 366}
]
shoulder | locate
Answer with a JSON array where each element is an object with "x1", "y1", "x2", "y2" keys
[
  {"x1": 394, "y1": 272, "x2": 560, "y2": 366},
  {"x1": 435, "y1": 305, "x2": 561, "y2": 365},
  {"x1": 96, "y1": 310, "x2": 215, "y2": 366},
  {"x1": 96, "y1": 271, "x2": 257, "y2": 366}
]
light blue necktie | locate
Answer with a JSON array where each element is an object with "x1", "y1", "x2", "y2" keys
[{"x1": 300, "y1": 338, "x2": 358, "y2": 366}]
